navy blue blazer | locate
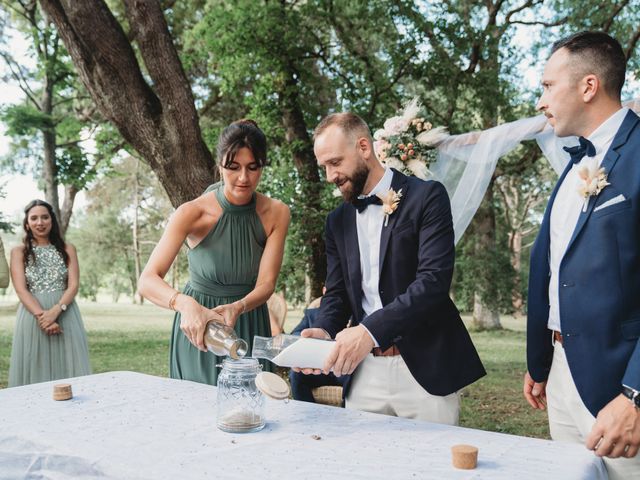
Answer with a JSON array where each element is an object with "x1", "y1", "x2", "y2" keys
[
  {"x1": 528, "y1": 110, "x2": 640, "y2": 416},
  {"x1": 313, "y1": 169, "x2": 486, "y2": 396}
]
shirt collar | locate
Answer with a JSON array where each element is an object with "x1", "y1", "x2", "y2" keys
[
  {"x1": 587, "y1": 107, "x2": 629, "y2": 156},
  {"x1": 363, "y1": 167, "x2": 393, "y2": 199}
]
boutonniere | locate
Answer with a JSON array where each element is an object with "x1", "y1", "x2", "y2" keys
[
  {"x1": 576, "y1": 159, "x2": 609, "y2": 212},
  {"x1": 377, "y1": 188, "x2": 403, "y2": 226}
]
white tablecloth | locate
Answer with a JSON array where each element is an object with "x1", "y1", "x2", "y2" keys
[{"x1": 0, "y1": 371, "x2": 606, "y2": 479}]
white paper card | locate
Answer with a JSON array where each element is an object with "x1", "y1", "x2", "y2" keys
[{"x1": 271, "y1": 337, "x2": 335, "y2": 369}]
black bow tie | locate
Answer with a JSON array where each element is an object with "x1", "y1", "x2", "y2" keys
[
  {"x1": 563, "y1": 136, "x2": 596, "y2": 164},
  {"x1": 353, "y1": 195, "x2": 382, "y2": 213}
]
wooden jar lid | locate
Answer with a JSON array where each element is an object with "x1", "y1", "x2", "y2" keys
[
  {"x1": 255, "y1": 372, "x2": 290, "y2": 400},
  {"x1": 53, "y1": 383, "x2": 73, "y2": 401},
  {"x1": 451, "y1": 444, "x2": 478, "y2": 470}
]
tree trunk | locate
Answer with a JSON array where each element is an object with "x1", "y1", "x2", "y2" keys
[
  {"x1": 132, "y1": 159, "x2": 143, "y2": 305},
  {"x1": 509, "y1": 229, "x2": 524, "y2": 317},
  {"x1": 473, "y1": 292, "x2": 501, "y2": 329},
  {"x1": 471, "y1": 186, "x2": 502, "y2": 330},
  {"x1": 280, "y1": 65, "x2": 326, "y2": 298},
  {"x1": 41, "y1": 79, "x2": 60, "y2": 221},
  {"x1": 59, "y1": 184, "x2": 78, "y2": 236},
  {"x1": 39, "y1": 0, "x2": 216, "y2": 206}
]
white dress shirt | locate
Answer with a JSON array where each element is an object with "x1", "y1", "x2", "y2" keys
[
  {"x1": 547, "y1": 107, "x2": 629, "y2": 332},
  {"x1": 356, "y1": 167, "x2": 393, "y2": 346}
]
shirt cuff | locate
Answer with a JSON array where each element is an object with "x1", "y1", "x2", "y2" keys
[{"x1": 360, "y1": 323, "x2": 379, "y2": 348}]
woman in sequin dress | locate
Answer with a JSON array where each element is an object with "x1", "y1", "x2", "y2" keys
[
  {"x1": 8, "y1": 200, "x2": 91, "y2": 387},
  {"x1": 138, "y1": 120, "x2": 290, "y2": 385}
]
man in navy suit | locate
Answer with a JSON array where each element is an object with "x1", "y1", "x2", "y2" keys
[
  {"x1": 299, "y1": 112, "x2": 485, "y2": 424},
  {"x1": 525, "y1": 31, "x2": 640, "y2": 477}
]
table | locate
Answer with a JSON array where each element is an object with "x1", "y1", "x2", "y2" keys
[{"x1": 0, "y1": 371, "x2": 606, "y2": 479}]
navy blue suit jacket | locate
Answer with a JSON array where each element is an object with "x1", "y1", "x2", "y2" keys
[
  {"x1": 313, "y1": 169, "x2": 486, "y2": 396},
  {"x1": 528, "y1": 110, "x2": 640, "y2": 416}
]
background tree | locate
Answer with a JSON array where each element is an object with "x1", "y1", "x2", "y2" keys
[
  {"x1": 68, "y1": 156, "x2": 180, "y2": 303},
  {"x1": 38, "y1": 0, "x2": 216, "y2": 205},
  {"x1": 25, "y1": 0, "x2": 640, "y2": 310},
  {"x1": 0, "y1": 1, "x2": 103, "y2": 233}
]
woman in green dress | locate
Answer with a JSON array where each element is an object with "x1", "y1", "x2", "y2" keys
[
  {"x1": 8, "y1": 200, "x2": 91, "y2": 386},
  {"x1": 138, "y1": 119, "x2": 290, "y2": 385}
]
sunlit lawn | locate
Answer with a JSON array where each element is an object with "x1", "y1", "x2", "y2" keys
[{"x1": 0, "y1": 300, "x2": 548, "y2": 439}]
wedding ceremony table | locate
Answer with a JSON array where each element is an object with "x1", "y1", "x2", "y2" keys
[{"x1": 0, "y1": 371, "x2": 606, "y2": 479}]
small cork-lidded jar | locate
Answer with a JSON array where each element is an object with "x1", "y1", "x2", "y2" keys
[
  {"x1": 451, "y1": 444, "x2": 478, "y2": 469},
  {"x1": 53, "y1": 383, "x2": 73, "y2": 401}
]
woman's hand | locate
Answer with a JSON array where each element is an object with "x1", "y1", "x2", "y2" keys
[
  {"x1": 177, "y1": 295, "x2": 224, "y2": 352},
  {"x1": 45, "y1": 322, "x2": 62, "y2": 335},
  {"x1": 37, "y1": 308, "x2": 61, "y2": 330},
  {"x1": 212, "y1": 301, "x2": 244, "y2": 330}
]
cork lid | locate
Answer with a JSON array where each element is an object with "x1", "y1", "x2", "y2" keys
[
  {"x1": 255, "y1": 372, "x2": 290, "y2": 400},
  {"x1": 53, "y1": 383, "x2": 73, "y2": 401},
  {"x1": 451, "y1": 444, "x2": 478, "y2": 470}
]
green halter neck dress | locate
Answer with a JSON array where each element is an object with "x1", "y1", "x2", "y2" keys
[{"x1": 169, "y1": 183, "x2": 275, "y2": 385}]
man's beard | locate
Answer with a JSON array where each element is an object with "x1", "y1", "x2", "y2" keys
[{"x1": 336, "y1": 162, "x2": 369, "y2": 203}]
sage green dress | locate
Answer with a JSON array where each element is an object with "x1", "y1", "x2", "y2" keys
[
  {"x1": 8, "y1": 245, "x2": 92, "y2": 387},
  {"x1": 169, "y1": 183, "x2": 275, "y2": 385}
]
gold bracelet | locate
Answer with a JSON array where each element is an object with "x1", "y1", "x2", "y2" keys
[
  {"x1": 239, "y1": 298, "x2": 247, "y2": 314},
  {"x1": 168, "y1": 291, "x2": 180, "y2": 311}
]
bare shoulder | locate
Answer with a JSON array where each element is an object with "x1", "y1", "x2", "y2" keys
[
  {"x1": 172, "y1": 193, "x2": 217, "y2": 226},
  {"x1": 64, "y1": 243, "x2": 78, "y2": 255},
  {"x1": 256, "y1": 193, "x2": 290, "y2": 220},
  {"x1": 256, "y1": 193, "x2": 290, "y2": 235},
  {"x1": 10, "y1": 245, "x2": 25, "y2": 259}
]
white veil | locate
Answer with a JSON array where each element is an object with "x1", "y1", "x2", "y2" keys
[{"x1": 432, "y1": 99, "x2": 640, "y2": 244}]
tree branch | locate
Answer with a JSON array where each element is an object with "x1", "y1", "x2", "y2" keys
[
  {"x1": 626, "y1": 25, "x2": 640, "y2": 61},
  {"x1": 509, "y1": 18, "x2": 568, "y2": 27},
  {"x1": 504, "y1": 0, "x2": 544, "y2": 24},
  {"x1": 0, "y1": 52, "x2": 41, "y2": 108},
  {"x1": 602, "y1": 0, "x2": 630, "y2": 32}
]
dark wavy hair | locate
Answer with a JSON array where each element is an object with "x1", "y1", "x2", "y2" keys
[
  {"x1": 216, "y1": 119, "x2": 268, "y2": 169},
  {"x1": 22, "y1": 199, "x2": 69, "y2": 268}
]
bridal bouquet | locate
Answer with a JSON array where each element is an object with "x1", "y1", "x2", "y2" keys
[{"x1": 373, "y1": 98, "x2": 448, "y2": 179}]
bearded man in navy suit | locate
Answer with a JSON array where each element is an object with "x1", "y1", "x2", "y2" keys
[
  {"x1": 297, "y1": 112, "x2": 485, "y2": 424},
  {"x1": 525, "y1": 31, "x2": 640, "y2": 478}
]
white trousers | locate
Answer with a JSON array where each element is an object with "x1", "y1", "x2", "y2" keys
[
  {"x1": 547, "y1": 341, "x2": 640, "y2": 479},
  {"x1": 345, "y1": 354, "x2": 460, "y2": 425}
]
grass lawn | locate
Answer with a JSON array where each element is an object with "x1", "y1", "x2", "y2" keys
[{"x1": 0, "y1": 301, "x2": 549, "y2": 439}]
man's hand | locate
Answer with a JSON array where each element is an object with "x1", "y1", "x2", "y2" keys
[
  {"x1": 324, "y1": 325, "x2": 374, "y2": 377},
  {"x1": 523, "y1": 371, "x2": 547, "y2": 410},
  {"x1": 586, "y1": 394, "x2": 640, "y2": 459}
]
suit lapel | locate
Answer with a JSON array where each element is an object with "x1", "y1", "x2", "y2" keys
[
  {"x1": 343, "y1": 204, "x2": 362, "y2": 308},
  {"x1": 564, "y1": 111, "x2": 639, "y2": 254},
  {"x1": 379, "y1": 170, "x2": 409, "y2": 269}
]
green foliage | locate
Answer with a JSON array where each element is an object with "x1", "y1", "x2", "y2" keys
[
  {"x1": 0, "y1": 183, "x2": 14, "y2": 233},
  {"x1": 455, "y1": 232, "x2": 516, "y2": 314},
  {"x1": 0, "y1": 1, "x2": 116, "y2": 219},
  {"x1": 1, "y1": 104, "x2": 54, "y2": 135},
  {"x1": 259, "y1": 149, "x2": 339, "y2": 302},
  {"x1": 7, "y1": 0, "x2": 637, "y2": 309},
  {"x1": 67, "y1": 157, "x2": 183, "y2": 301}
]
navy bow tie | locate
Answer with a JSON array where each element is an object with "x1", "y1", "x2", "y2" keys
[
  {"x1": 563, "y1": 136, "x2": 596, "y2": 164},
  {"x1": 353, "y1": 195, "x2": 382, "y2": 213}
]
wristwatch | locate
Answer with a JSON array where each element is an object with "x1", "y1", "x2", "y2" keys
[
  {"x1": 58, "y1": 303, "x2": 68, "y2": 312},
  {"x1": 622, "y1": 385, "x2": 640, "y2": 408}
]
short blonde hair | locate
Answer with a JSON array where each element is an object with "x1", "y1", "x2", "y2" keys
[{"x1": 313, "y1": 112, "x2": 372, "y2": 143}]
